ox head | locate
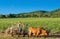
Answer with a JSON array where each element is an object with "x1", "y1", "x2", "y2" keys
[{"x1": 40, "y1": 28, "x2": 50, "y2": 36}]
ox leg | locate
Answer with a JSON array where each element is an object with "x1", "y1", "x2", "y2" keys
[
  {"x1": 23, "y1": 32, "x2": 25, "y2": 37},
  {"x1": 17, "y1": 34, "x2": 20, "y2": 37},
  {"x1": 36, "y1": 33, "x2": 39, "y2": 37},
  {"x1": 33, "y1": 33, "x2": 36, "y2": 37},
  {"x1": 28, "y1": 32, "x2": 31, "y2": 37},
  {"x1": 36, "y1": 31, "x2": 40, "y2": 37}
]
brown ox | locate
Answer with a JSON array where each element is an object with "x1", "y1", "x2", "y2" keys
[
  {"x1": 5, "y1": 21, "x2": 26, "y2": 37},
  {"x1": 5, "y1": 26, "x2": 19, "y2": 36},
  {"x1": 28, "y1": 26, "x2": 49, "y2": 37},
  {"x1": 28, "y1": 27, "x2": 43, "y2": 37}
]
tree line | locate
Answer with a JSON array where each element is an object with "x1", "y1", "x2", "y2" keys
[{"x1": 0, "y1": 8, "x2": 60, "y2": 18}]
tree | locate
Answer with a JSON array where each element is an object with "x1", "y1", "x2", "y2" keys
[
  {"x1": 0, "y1": 14, "x2": 5, "y2": 18},
  {"x1": 5, "y1": 14, "x2": 16, "y2": 18}
]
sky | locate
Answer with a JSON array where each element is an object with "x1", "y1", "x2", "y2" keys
[{"x1": 0, "y1": 0, "x2": 60, "y2": 14}]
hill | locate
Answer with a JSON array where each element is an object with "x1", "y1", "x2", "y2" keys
[
  {"x1": 50, "y1": 8, "x2": 60, "y2": 17},
  {"x1": 0, "y1": 8, "x2": 60, "y2": 18}
]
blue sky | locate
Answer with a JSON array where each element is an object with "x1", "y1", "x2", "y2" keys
[{"x1": 0, "y1": 0, "x2": 60, "y2": 14}]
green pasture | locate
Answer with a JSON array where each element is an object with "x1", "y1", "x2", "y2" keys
[{"x1": 0, "y1": 18, "x2": 60, "y2": 33}]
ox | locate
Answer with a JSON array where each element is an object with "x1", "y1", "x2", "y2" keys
[
  {"x1": 5, "y1": 21, "x2": 24, "y2": 37},
  {"x1": 28, "y1": 26, "x2": 50, "y2": 37},
  {"x1": 28, "y1": 27, "x2": 43, "y2": 37}
]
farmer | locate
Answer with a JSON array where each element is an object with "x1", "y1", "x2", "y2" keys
[
  {"x1": 17, "y1": 21, "x2": 28, "y2": 30},
  {"x1": 17, "y1": 21, "x2": 24, "y2": 33},
  {"x1": 17, "y1": 21, "x2": 28, "y2": 36}
]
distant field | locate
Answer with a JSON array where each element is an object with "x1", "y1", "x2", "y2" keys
[{"x1": 0, "y1": 18, "x2": 60, "y2": 33}]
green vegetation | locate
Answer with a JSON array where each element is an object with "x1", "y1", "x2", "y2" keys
[
  {"x1": 0, "y1": 18, "x2": 60, "y2": 33},
  {"x1": 0, "y1": 18, "x2": 60, "y2": 39},
  {"x1": 0, "y1": 8, "x2": 60, "y2": 18}
]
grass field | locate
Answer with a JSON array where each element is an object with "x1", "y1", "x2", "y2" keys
[
  {"x1": 0, "y1": 18, "x2": 60, "y2": 39},
  {"x1": 0, "y1": 18, "x2": 60, "y2": 33}
]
